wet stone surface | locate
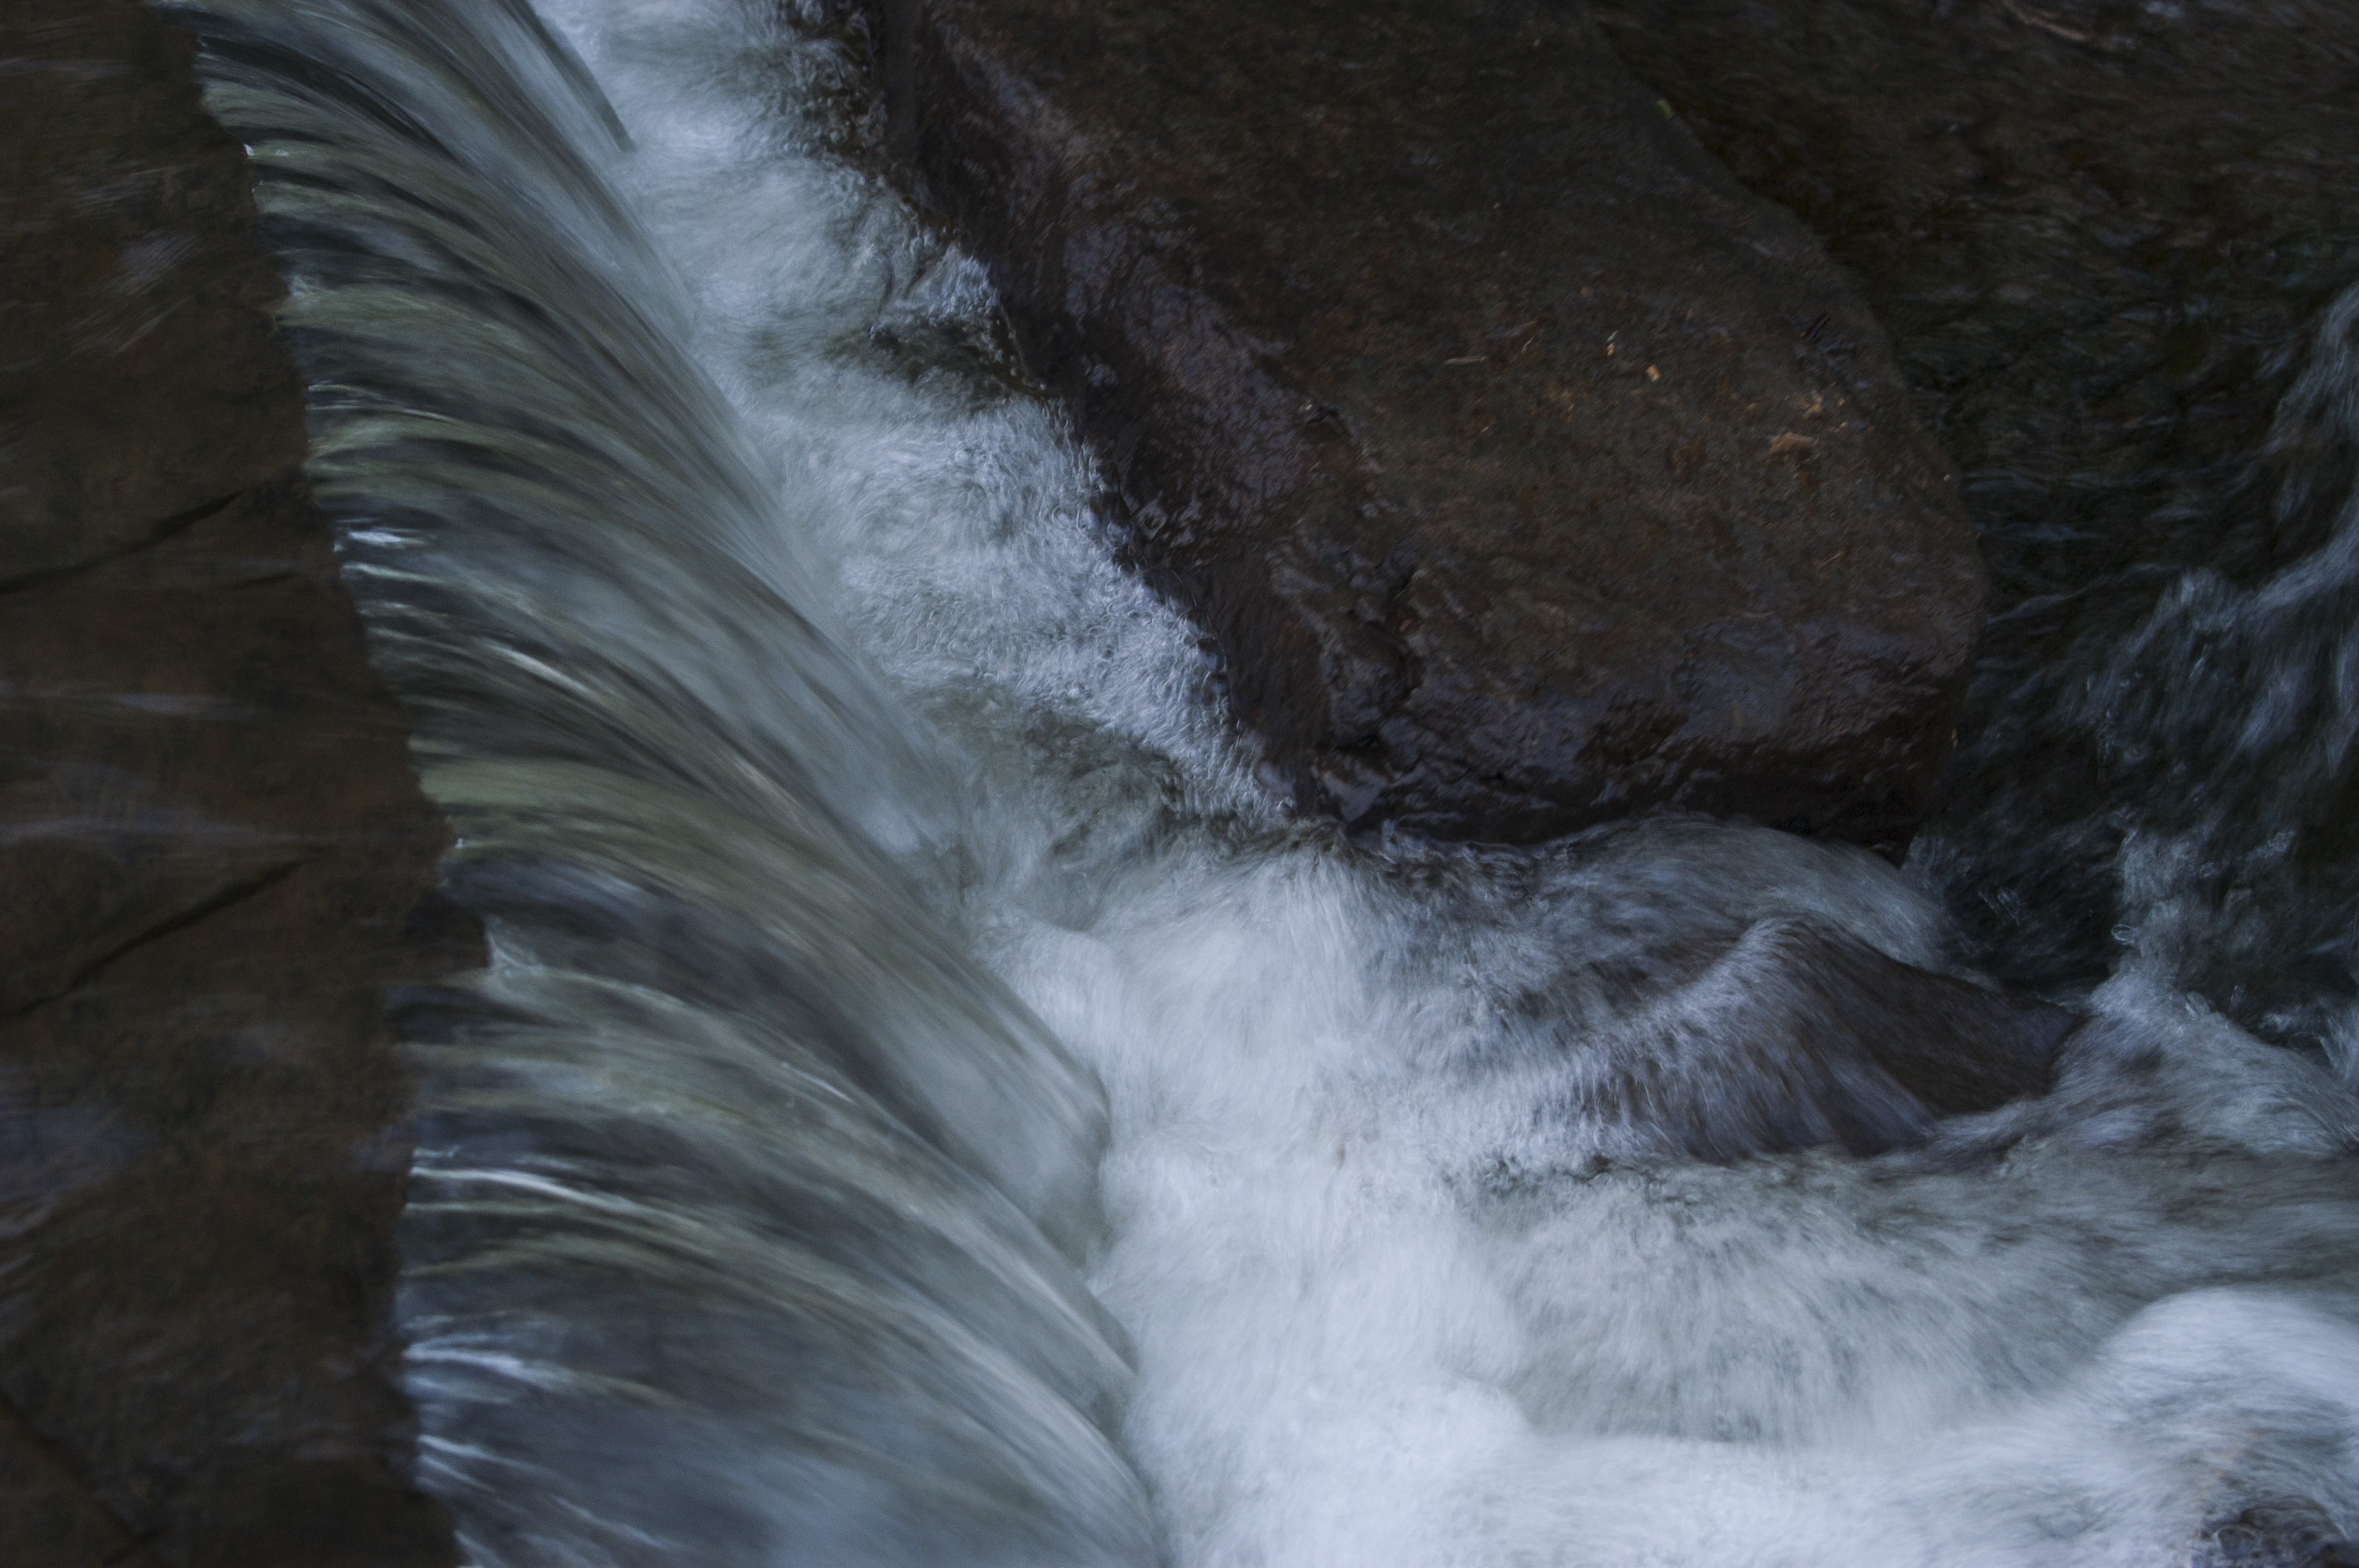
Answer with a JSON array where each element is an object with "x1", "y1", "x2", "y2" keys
[
  {"x1": 1, "y1": 2, "x2": 471, "y2": 1563},
  {"x1": 1590, "y1": 913, "x2": 2077, "y2": 1162},
  {"x1": 851, "y1": 0, "x2": 1987, "y2": 855},
  {"x1": 1594, "y1": 0, "x2": 2359, "y2": 1034}
]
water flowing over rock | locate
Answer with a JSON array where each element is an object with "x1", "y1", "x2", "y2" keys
[
  {"x1": 1590, "y1": 0, "x2": 2359, "y2": 1038},
  {"x1": 21, "y1": 0, "x2": 2359, "y2": 1563},
  {"x1": 1571, "y1": 914, "x2": 2077, "y2": 1163},
  {"x1": 0, "y1": 2, "x2": 470, "y2": 1562},
  {"x1": 850, "y1": 0, "x2": 1988, "y2": 854}
]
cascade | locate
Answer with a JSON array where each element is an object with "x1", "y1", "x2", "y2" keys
[{"x1": 165, "y1": 0, "x2": 2359, "y2": 1560}]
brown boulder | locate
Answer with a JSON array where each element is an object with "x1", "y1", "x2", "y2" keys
[
  {"x1": 854, "y1": 0, "x2": 1986, "y2": 851},
  {"x1": 1587, "y1": 0, "x2": 2359, "y2": 1016},
  {"x1": 1, "y1": 2, "x2": 470, "y2": 1563}
]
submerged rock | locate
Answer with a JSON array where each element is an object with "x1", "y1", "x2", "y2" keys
[
  {"x1": 1454, "y1": 833, "x2": 2077, "y2": 1166},
  {"x1": 0, "y1": 2, "x2": 470, "y2": 1563},
  {"x1": 1584, "y1": 915, "x2": 2077, "y2": 1162},
  {"x1": 851, "y1": 0, "x2": 1986, "y2": 854}
]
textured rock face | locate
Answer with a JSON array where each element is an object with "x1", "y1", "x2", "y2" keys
[
  {"x1": 1, "y1": 3, "x2": 470, "y2": 1564},
  {"x1": 1590, "y1": 0, "x2": 2359, "y2": 1014},
  {"x1": 856, "y1": 0, "x2": 1986, "y2": 852}
]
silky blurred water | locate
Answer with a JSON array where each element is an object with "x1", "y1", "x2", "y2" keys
[{"x1": 170, "y1": 2, "x2": 2359, "y2": 1562}]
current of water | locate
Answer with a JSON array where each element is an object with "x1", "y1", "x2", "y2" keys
[{"x1": 172, "y1": 1, "x2": 2359, "y2": 1561}]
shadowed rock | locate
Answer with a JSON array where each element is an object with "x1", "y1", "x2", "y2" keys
[
  {"x1": 1565, "y1": 916, "x2": 2076, "y2": 1162},
  {"x1": 1590, "y1": 0, "x2": 2359, "y2": 1033},
  {"x1": 851, "y1": 0, "x2": 1986, "y2": 854},
  {"x1": 1, "y1": 2, "x2": 472, "y2": 1563}
]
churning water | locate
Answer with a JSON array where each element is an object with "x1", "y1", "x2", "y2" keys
[{"x1": 173, "y1": 2, "x2": 2359, "y2": 1562}]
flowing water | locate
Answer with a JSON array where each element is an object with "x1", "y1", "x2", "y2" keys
[{"x1": 169, "y1": 2, "x2": 2359, "y2": 1562}]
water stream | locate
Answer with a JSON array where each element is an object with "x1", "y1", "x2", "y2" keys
[{"x1": 172, "y1": 2, "x2": 2359, "y2": 1561}]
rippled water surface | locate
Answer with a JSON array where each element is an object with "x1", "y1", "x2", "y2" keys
[{"x1": 171, "y1": 2, "x2": 2359, "y2": 1561}]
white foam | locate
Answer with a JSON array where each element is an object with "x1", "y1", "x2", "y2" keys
[{"x1": 497, "y1": 1, "x2": 2359, "y2": 1557}]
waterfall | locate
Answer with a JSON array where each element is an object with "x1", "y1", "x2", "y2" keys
[
  {"x1": 175, "y1": 2, "x2": 1150, "y2": 1559},
  {"x1": 173, "y1": 1, "x2": 2359, "y2": 1562}
]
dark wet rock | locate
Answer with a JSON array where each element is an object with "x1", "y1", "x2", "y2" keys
[
  {"x1": 0, "y1": 1400, "x2": 165, "y2": 1568},
  {"x1": 1590, "y1": 0, "x2": 2359, "y2": 1028},
  {"x1": 1, "y1": 2, "x2": 471, "y2": 1564},
  {"x1": 852, "y1": 0, "x2": 1986, "y2": 854},
  {"x1": 1568, "y1": 916, "x2": 2074, "y2": 1161},
  {"x1": 2202, "y1": 1500, "x2": 2359, "y2": 1568}
]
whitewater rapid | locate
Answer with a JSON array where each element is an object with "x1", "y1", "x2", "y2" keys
[{"x1": 178, "y1": 0, "x2": 2359, "y2": 1562}]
